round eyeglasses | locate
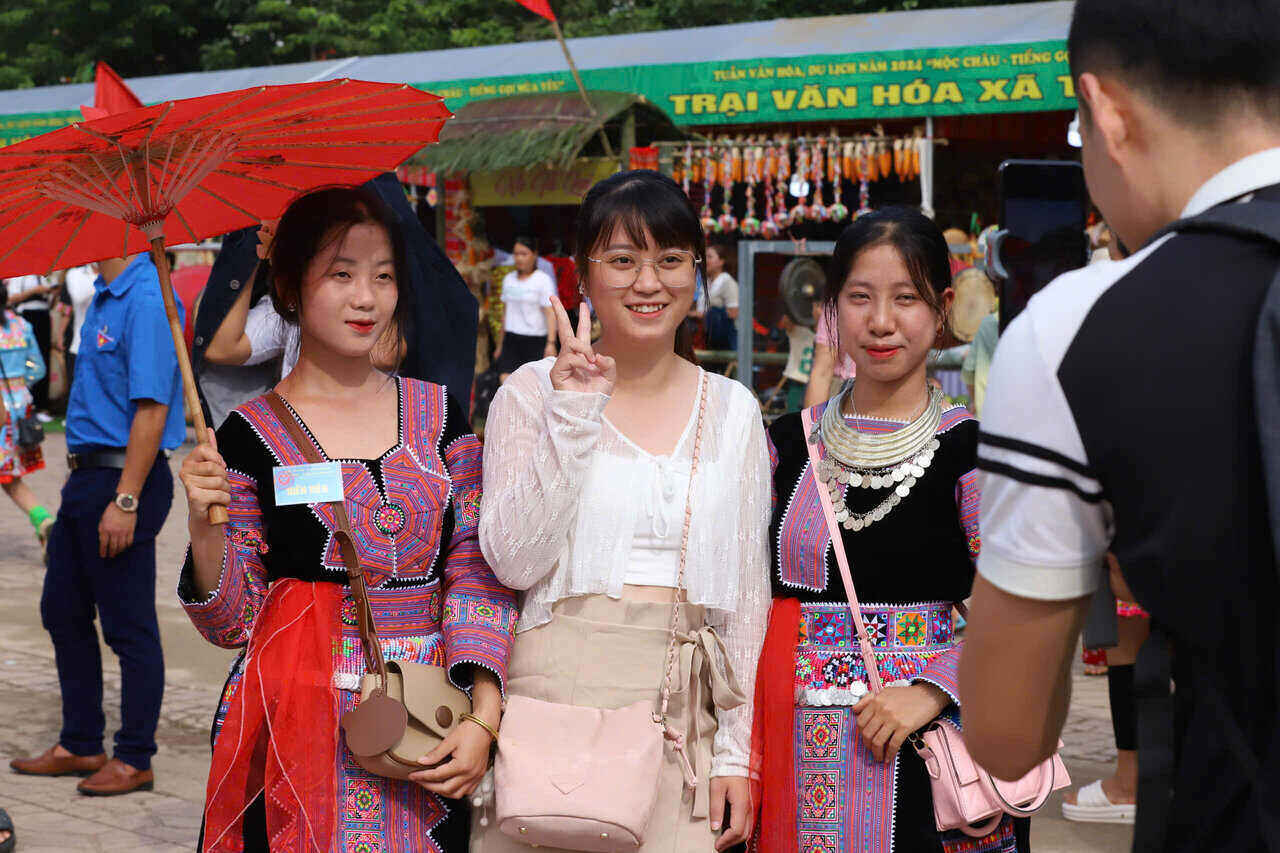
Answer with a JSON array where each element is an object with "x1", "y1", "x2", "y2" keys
[{"x1": 585, "y1": 249, "x2": 700, "y2": 289}]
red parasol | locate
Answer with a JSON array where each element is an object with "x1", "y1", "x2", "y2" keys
[{"x1": 0, "y1": 78, "x2": 451, "y2": 523}]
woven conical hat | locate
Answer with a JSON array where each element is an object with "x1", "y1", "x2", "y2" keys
[{"x1": 951, "y1": 267, "x2": 997, "y2": 342}]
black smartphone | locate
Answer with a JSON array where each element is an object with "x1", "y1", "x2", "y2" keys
[{"x1": 994, "y1": 160, "x2": 1089, "y2": 331}]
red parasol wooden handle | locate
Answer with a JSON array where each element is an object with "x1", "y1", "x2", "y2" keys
[{"x1": 148, "y1": 237, "x2": 228, "y2": 526}]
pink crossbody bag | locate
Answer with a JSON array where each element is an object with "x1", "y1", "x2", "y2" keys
[{"x1": 801, "y1": 407, "x2": 1069, "y2": 837}]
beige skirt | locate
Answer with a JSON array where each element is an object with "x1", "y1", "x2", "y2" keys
[{"x1": 471, "y1": 594, "x2": 740, "y2": 853}]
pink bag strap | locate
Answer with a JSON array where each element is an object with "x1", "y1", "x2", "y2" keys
[
  {"x1": 801, "y1": 406, "x2": 884, "y2": 693},
  {"x1": 977, "y1": 761, "x2": 1058, "y2": 818}
]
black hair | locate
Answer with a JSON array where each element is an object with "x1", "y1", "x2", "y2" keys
[
  {"x1": 1068, "y1": 0, "x2": 1280, "y2": 126},
  {"x1": 574, "y1": 169, "x2": 704, "y2": 362},
  {"x1": 512, "y1": 235, "x2": 539, "y2": 254},
  {"x1": 823, "y1": 207, "x2": 953, "y2": 342},
  {"x1": 270, "y1": 186, "x2": 409, "y2": 347}
]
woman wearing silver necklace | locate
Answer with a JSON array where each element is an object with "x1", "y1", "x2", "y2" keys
[{"x1": 750, "y1": 208, "x2": 1029, "y2": 853}]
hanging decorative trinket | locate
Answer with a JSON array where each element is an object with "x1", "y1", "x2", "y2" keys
[
  {"x1": 740, "y1": 146, "x2": 762, "y2": 236},
  {"x1": 717, "y1": 145, "x2": 738, "y2": 234},
  {"x1": 773, "y1": 140, "x2": 793, "y2": 233},
  {"x1": 789, "y1": 141, "x2": 811, "y2": 224},
  {"x1": 829, "y1": 137, "x2": 849, "y2": 223},
  {"x1": 760, "y1": 145, "x2": 780, "y2": 239},
  {"x1": 807, "y1": 142, "x2": 827, "y2": 221},
  {"x1": 681, "y1": 142, "x2": 694, "y2": 198},
  {"x1": 700, "y1": 143, "x2": 717, "y2": 235},
  {"x1": 878, "y1": 139, "x2": 893, "y2": 180}
]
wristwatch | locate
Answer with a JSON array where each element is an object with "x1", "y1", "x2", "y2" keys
[{"x1": 114, "y1": 493, "x2": 139, "y2": 513}]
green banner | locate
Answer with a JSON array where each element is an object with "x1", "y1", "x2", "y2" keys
[
  {"x1": 0, "y1": 39, "x2": 1073, "y2": 146},
  {"x1": 0, "y1": 110, "x2": 79, "y2": 146},
  {"x1": 419, "y1": 39, "x2": 1074, "y2": 125}
]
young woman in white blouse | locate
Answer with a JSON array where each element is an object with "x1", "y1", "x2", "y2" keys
[
  {"x1": 494, "y1": 236, "x2": 558, "y2": 382},
  {"x1": 703, "y1": 243, "x2": 739, "y2": 351},
  {"x1": 475, "y1": 170, "x2": 770, "y2": 852}
]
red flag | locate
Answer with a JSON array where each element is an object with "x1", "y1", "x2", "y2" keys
[
  {"x1": 80, "y1": 62, "x2": 144, "y2": 120},
  {"x1": 513, "y1": 0, "x2": 556, "y2": 21}
]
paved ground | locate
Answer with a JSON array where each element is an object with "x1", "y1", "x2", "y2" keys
[{"x1": 0, "y1": 433, "x2": 1133, "y2": 852}]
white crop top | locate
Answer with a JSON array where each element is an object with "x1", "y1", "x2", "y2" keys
[{"x1": 602, "y1": 450, "x2": 691, "y2": 588}]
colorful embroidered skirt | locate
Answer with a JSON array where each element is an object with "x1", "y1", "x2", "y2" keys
[
  {"x1": 0, "y1": 386, "x2": 43, "y2": 483},
  {"x1": 793, "y1": 602, "x2": 1019, "y2": 853},
  {"x1": 206, "y1": 579, "x2": 469, "y2": 853}
]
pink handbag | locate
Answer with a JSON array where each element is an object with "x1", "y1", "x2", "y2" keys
[
  {"x1": 493, "y1": 377, "x2": 709, "y2": 853},
  {"x1": 801, "y1": 408, "x2": 1069, "y2": 838}
]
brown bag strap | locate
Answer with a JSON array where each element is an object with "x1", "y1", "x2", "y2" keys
[{"x1": 264, "y1": 392, "x2": 389, "y2": 687}]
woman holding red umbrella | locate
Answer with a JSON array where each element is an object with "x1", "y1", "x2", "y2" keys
[{"x1": 178, "y1": 186, "x2": 516, "y2": 852}]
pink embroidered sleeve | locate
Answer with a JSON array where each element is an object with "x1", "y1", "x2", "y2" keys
[
  {"x1": 912, "y1": 645, "x2": 963, "y2": 706},
  {"x1": 179, "y1": 467, "x2": 271, "y2": 649},
  {"x1": 441, "y1": 431, "x2": 518, "y2": 696}
]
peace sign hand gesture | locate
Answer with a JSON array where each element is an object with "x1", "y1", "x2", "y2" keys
[{"x1": 548, "y1": 295, "x2": 616, "y2": 396}]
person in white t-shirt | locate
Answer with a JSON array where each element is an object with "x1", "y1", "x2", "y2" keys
[
  {"x1": 62, "y1": 264, "x2": 98, "y2": 385},
  {"x1": 703, "y1": 243, "x2": 739, "y2": 350},
  {"x1": 494, "y1": 236, "x2": 557, "y2": 382}
]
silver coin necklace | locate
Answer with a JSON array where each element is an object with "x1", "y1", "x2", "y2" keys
[{"x1": 808, "y1": 381, "x2": 944, "y2": 532}]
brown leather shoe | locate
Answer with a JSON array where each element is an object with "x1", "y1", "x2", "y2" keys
[
  {"x1": 9, "y1": 745, "x2": 107, "y2": 777},
  {"x1": 76, "y1": 758, "x2": 154, "y2": 796}
]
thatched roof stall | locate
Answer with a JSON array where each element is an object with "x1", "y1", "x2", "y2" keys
[{"x1": 410, "y1": 90, "x2": 686, "y2": 174}]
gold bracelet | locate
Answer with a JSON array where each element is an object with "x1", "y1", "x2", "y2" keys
[{"x1": 459, "y1": 711, "x2": 500, "y2": 743}]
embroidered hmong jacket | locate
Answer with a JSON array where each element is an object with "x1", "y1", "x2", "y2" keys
[
  {"x1": 766, "y1": 402, "x2": 1021, "y2": 853},
  {"x1": 179, "y1": 377, "x2": 517, "y2": 852}
]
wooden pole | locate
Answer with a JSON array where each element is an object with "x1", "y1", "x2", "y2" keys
[
  {"x1": 148, "y1": 236, "x2": 227, "y2": 525},
  {"x1": 550, "y1": 17, "x2": 614, "y2": 158}
]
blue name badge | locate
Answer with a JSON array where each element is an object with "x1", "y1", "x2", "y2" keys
[{"x1": 272, "y1": 462, "x2": 345, "y2": 506}]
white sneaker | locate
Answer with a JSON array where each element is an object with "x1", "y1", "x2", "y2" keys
[{"x1": 35, "y1": 412, "x2": 53, "y2": 423}]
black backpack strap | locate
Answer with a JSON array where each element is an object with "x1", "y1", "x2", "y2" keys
[
  {"x1": 1158, "y1": 198, "x2": 1280, "y2": 580},
  {"x1": 1154, "y1": 199, "x2": 1280, "y2": 246}
]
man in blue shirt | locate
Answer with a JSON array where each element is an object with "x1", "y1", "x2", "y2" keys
[{"x1": 10, "y1": 253, "x2": 184, "y2": 796}]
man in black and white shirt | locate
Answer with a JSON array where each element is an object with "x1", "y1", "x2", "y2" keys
[{"x1": 958, "y1": 2, "x2": 1280, "y2": 850}]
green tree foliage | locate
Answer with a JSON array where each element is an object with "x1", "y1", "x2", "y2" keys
[{"x1": 0, "y1": 0, "x2": 1035, "y2": 88}]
